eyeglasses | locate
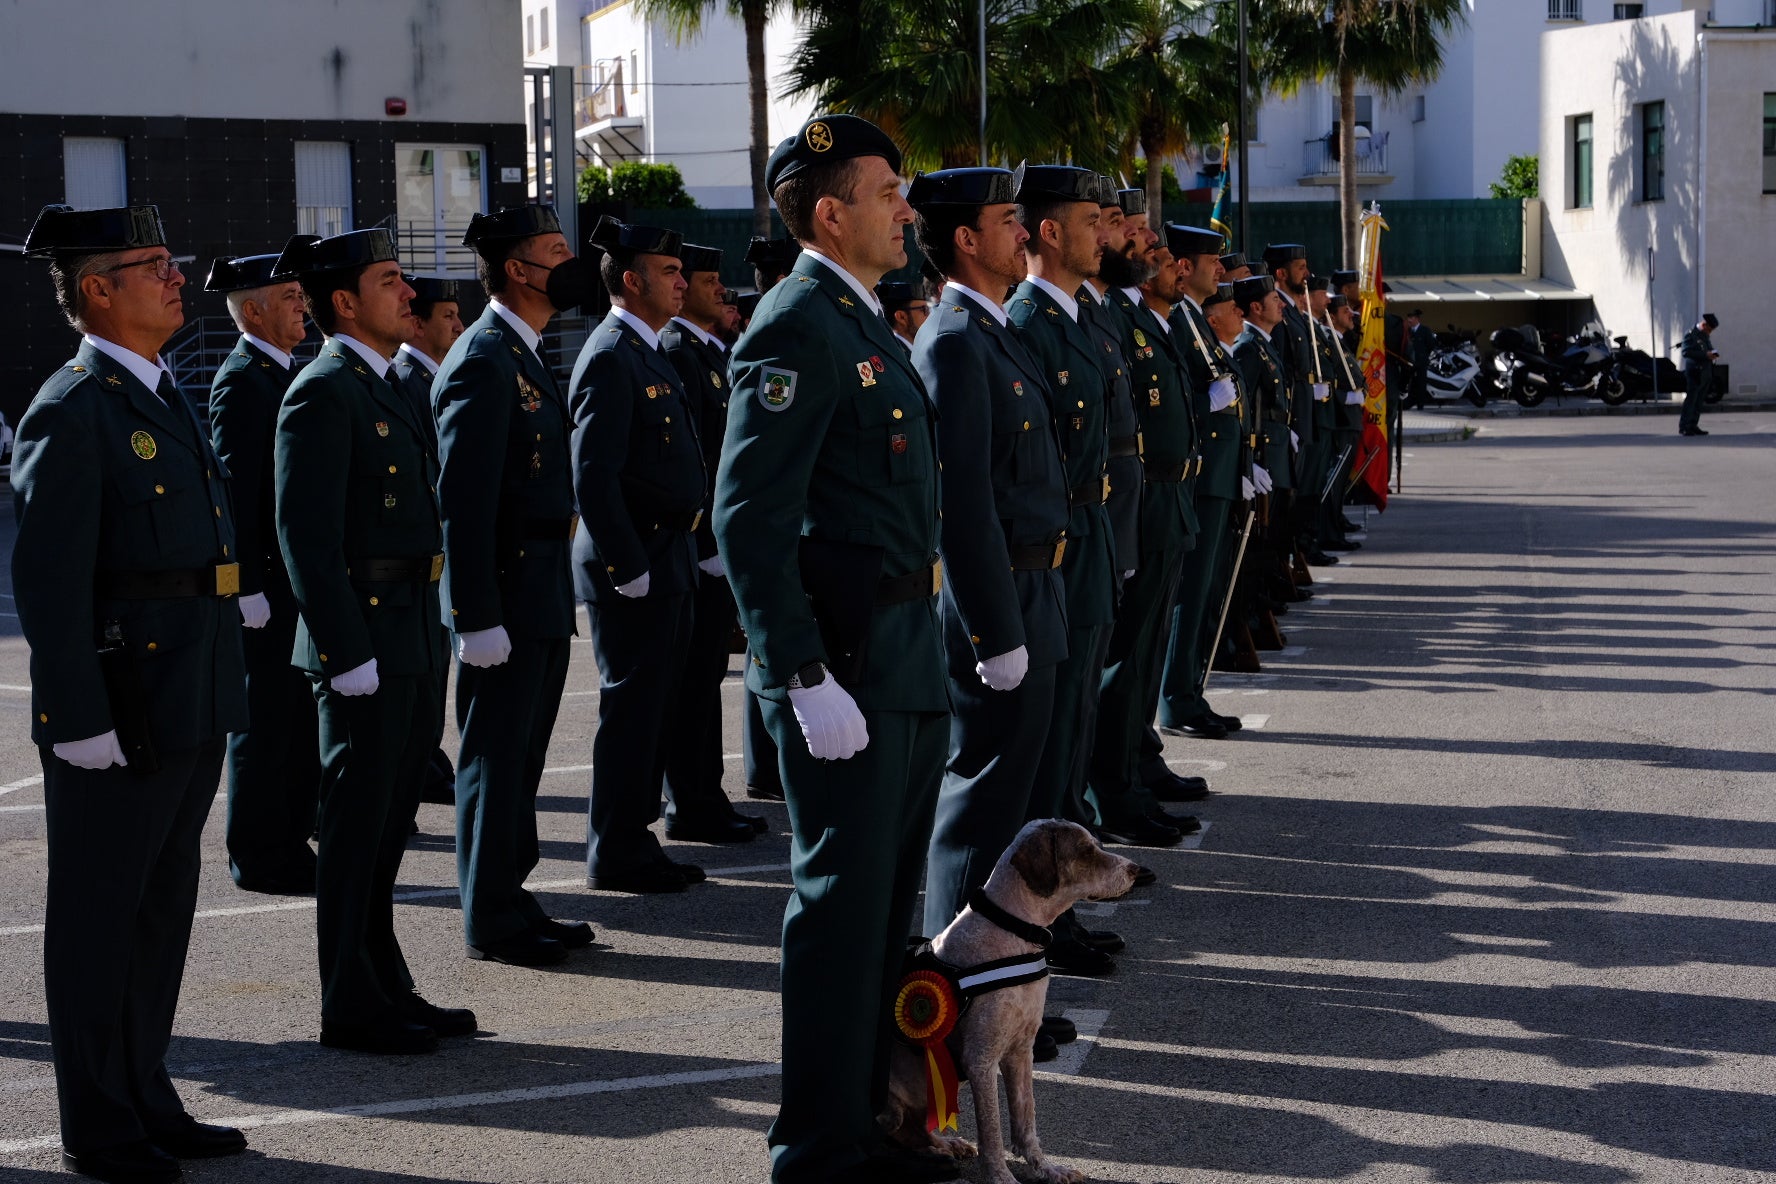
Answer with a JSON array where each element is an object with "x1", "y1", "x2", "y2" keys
[{"x1": 106, "y1": 255, "x2": 182, "y2": 282}]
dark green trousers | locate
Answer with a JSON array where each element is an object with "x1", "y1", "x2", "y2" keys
[
  {"x1": 44, "y1": 739, "x2": 224, "y2": 1153},
  {"x1": 1028, "y1": 620, "x2": 1113, "y2": 826},
  {"x1": 454, "y1": 636, "x2": 571, "y2": 947},
  {"x1": 313, "y1": 673, "x2": 437, "y2": 1025},
  {"x1": 741, "y1": 673, "x2": 781, "y2": 794},
  {"x1": 1158, "y1": 495, "x2": 1237, "y2": 729},
  {"x1": 225, "y1": 580, "x2": 320, "y2": 886},
  {"x1": 663, "y1": 574, "x2": 737, "y2": 824},
  {"x1": 765, "y1": 702, "x2": 946, "y2": 1184}
]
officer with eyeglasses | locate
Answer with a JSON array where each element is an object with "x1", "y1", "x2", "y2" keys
[{"x1": 14, "y1": 204, "x2": 250, "y2": 1181}]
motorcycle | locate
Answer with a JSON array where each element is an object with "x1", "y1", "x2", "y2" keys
[
  {"x1": 1487, "y1": 323, "x2": 1628, "y2": 407},
  {"x1": 1422, "y1": 328, "x2": 1489, "y2": 407}
]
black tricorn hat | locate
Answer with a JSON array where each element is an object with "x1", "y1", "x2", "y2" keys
[
  {"x1": 1011, "y1": 163, "x2": 1101, "y2": 206},
  {"x1": 1219, "y1": 251, "x2": 1248, "y2": 272},
  {"x1": 678, "y1": 242, "x2": 723, "y2": 275},
  {"x1": 1327, "y1": 294, "x2": 1349, "y2": 311},
  {"x1": 744, "y1": 235, "x2": 800, "y2": 267},
  {"x1": 1331, "y1": 268, "x2": 1359, "y2": 288},
  {"x1": 766, "y1": 114, "x2": 903, "y2": 192},
  {"x1": 737, "y1": 291, "x2": 764, "y2": 320},
  {"x1": 25, "y1": 204, "x2": 166, "y2": 260},
  {"x1": 463, "y1": 204, "x2": 562, "y2": 252},
  {"x1": 1204, "y1": 283, "x2": 1235, "y2": 308},
  {"x1": 1096, "y1": 175, "x2": 1120, "y2": 208},
  {"x1": 1116, "y1": 188, "x2": 1148, "y2": 217},
  {"x1": 204, "y1": 252, "x2": 285, "y2": 293},
  {"x1": 587, "y1": 215, "x2": 681, "y2": 259},
  {"x1": 274, "y1": 229, "x2": 398, "y2": 278},
  {"x1": 1232, "y1": 275, "x2": 1277, "y2": 306},
  {"x1": 875, "y1": 280, "x2": 923, "y2": 309},
  {"x1": 906, "y1": 167, "x2": 1016, "y2": 209},
  {"x1": 1262, "y1": 243, "x2": 1308, "y2": 270},
  {"x1": 405, "y1": 275, "x2": 461, "y2": 305},
  {"x1": 1701, "y1": 312, "x2": 1719, "y2": 329},
  {"x1": 1165, "y1": 224, "x2": 1224, "y2": 259}
]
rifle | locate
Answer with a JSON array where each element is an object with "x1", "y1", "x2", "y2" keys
[
  {"x1": 1321, "y1": 444, "x2": 1354, "y2": 504},
  {"x1": 1200, "y1": 506, "x2": 1256, "y2": 696}
]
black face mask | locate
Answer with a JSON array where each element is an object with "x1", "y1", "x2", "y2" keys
[{"x1": 518, "y1": 255, "x2": 595, "y2": 312}]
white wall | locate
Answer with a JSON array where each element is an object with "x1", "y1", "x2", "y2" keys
[{"x1": 0, "y1": 0, "x2": 522, "y2": 124}]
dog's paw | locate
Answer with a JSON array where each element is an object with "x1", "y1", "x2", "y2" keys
[
  {"x1": 1029, "y1": 1162, "x2": 1086, "y2": 1184},
  {"x1": 933, "y1": 1134, "x2": 978, "y2": 1159}
]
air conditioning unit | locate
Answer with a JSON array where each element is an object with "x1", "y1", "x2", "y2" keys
[{"x1": 1202, "y1": 143, "x2": 1225, "y2": 166}]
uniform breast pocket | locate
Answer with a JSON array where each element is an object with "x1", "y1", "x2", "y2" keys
[
  {"x1": 856, "y1": 393, "x2": 931, "y2": 487},
  {"x1": 634, "y1": 394, "x2": 675, "y2": 460},
  {"x1": 113, "y1": 465, "x2": 201, "y2": 552}
]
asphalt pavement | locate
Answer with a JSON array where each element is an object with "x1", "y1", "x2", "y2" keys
[{"x1": 0, "y1": 411, "x2": 1772, "y2": 1183}]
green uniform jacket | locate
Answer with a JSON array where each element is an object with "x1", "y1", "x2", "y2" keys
[
  {"x1": 1681, "y1": 327, "x2": 1713, "y2": 380},
  {"x1": 1079, "y1": 290, "x2": 1142, "y2": 571},
  {"x1": 1171, "y1": 300, "x2": 1251, "y2": 504},
  {"x1": 1007, "y1": 281, "x2": 1115, "y2": 629},
  {"x1": 210, "y1": 337, "x2": 298, "y2": 599},
  {"x1": 275, "y1": 342, "x2": 446, "y2": 679},
  {"x1": 713, "y1": 252, "x2": 946, "y2": 713},
  {"x1": 915, "y1": 287, "x2": 1069, "y2": 668},
  {"x1": 1278, "y1": 297, "x2": 1319, "y2": 459},
  {"x1": 659, "y1": 319, "x2": 730, "y2": 564},
  {"x1": 1110, "y1": 290, "x2": 1200, "y2": 551},
  {"x1": 12, "y1": 341, "x2": 246, "y2": 748},
  {"x1": 434, "y1": 308, "x2": 577, "y2": 639},
  {"x1": 1234, "y1": 326, "x2": 1293, "y2": 490},
  {"x1": 569, "y1": 311, "x2": 706, "y2": 603}
]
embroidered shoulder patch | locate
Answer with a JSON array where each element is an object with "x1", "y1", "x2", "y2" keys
[{"x1": 759, "y1": 368, "x2": 798, "y2": 412}]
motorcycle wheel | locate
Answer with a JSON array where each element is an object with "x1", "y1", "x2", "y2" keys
[
  {"x1": 1513, "y1": 379, "x2": 1545, "y2": 408},
  {"x1": 1463, "y1": 379, "x2": 1487, "y2": 407},
  {"x1": 1598, "y1": 373, "x2": 1630, "y2": 406}
]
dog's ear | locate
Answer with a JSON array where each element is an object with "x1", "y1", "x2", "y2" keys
[{"x1": 1011, "y1": 821, "x2": 1063, "y2": 898}]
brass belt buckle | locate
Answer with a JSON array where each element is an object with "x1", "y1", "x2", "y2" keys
[
  {"x1": 1051, "y1": 539, "x2": 1067, "y2": 568},
  {"x1": 429, "y1": 553, "x2": 445, "y2": 582},
  {"x1": 1135, "y1": 431, "x2": 1146, "y2": 459},
  {"x1": 929, "y1": 561, "x2": 943, "y2": 596},
  {"x1": 1099, "y1": 475, "x2": 1111, "y2": 504},
  {"x1": 212, "y1": 563, "x2": 241, "y2": 597},
  {"x1": 568, "y1": 513, "x2": 581, "y2": 540},
  {"x1": 690, "y1": 509, "x2": 705, "y2": 533}
]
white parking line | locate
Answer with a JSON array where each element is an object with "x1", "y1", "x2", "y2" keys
[
  {"x1": 1036, "y1": 1008, "x2": 1110, "y2": 1078},
  {"x1": 1177, "y1": 820, "x2": 1213, "y2": 850},
  {"x1": 1239, "y1": 714, "x2": 1269, "y2": 730},
  {"x1": 0, "y1": 774, "x2": 42, "y2": 797},
  {"x1": 1279, "y1": 646, "x2": 1308, "y2": 657}
]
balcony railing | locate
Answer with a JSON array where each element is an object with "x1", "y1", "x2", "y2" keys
[
  {"x1": 575, "y1": 63, "x2": 630, "y2": 129},
  {"x1": 1301, "y1": 132, "x2": 1391, "y2": 180}
]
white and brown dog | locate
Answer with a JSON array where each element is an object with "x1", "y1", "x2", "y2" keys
[{"x1": 882, "y1": 819, "x2": 1140, "y2": 1184}]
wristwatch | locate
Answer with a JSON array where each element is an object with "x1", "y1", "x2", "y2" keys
[{"x1": 788, "y1": 661, "x2": 827, "y2": 690}]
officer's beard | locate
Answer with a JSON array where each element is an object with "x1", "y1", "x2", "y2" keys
[{"x1": 1099, "y1": 245, "x2": 1153, "y2": 290}]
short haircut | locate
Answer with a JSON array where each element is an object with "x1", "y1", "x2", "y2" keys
[
  {"x1": 474, "y1": 239, "x2": 518, "y2": 297},
  {"x1": 299, "y1": 264, "x2": 371, "y2": 335},
  {"x1": 411, "y1": 293, "x2": 455, "y2": 323},
  {"x1": 224, "y1": 286, "x2": 269, "y2": 332},
  {"x1": 48, "y1": 250, "x2": 125, "y2": 330},
  {"x1": 1239, "y1": 296, "x2": 1268, "y2": 320},
  {"x1": 1015, "y1": 198, "x2": 1068, "y2": 246},
  {"x1": 773, "y1": 157, "x2": 866, "y2": 243},
  {"x1": 912, "y1": 207, "x2": 977, "y2": 277},
  {"x1": 599, "y1": 251, "x2": 626, "y2": 298}
]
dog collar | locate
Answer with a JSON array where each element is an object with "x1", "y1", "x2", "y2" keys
[{"x1": 966, "y1": 888, "x2": 1053, "y2": 949}]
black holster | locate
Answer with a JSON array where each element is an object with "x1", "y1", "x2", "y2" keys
[
  {"x1": 797, "y1": 536, "x2": 883, "y2": 688},
  {"x1": 97, "y1": 620, "x2": 160, "y2": 776}
]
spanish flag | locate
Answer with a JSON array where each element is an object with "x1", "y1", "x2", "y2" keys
[
  {"x1": 1349, "y1": 204, "x2": 1390, "y2": 509},
  {"x1": 1209, "y1": 126, "x2": 1233, "y2": 250}
]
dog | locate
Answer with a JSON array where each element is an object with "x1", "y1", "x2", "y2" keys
[{"x1": 881, "y1": 819, "x2": 1140, "y2": 1184}]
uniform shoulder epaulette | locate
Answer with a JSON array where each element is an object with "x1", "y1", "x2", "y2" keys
[{"x1": 481, "y1": 328, "x2": 500, "y2": 336}]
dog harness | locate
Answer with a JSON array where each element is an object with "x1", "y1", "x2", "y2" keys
[{"x1": 890, "y1": 889, "x2": 1052, "y2": 1132}]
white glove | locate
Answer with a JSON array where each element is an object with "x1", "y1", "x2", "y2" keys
[
  {"x1": 1345, "y1": 390, "x2": 1364, "y2": 405},
  {"x1": 976, "y1": 645, "x2": 1029, "y2": 692},
  {"x1": 1313, "y1": 382, "x2": 1330, "y2": 402},
  {"x1": 616, "y1": 571, "x2": 651, "y2": 598},
  {"x1": 457, "y1": 625, "x2": 512, "y2": 668},
  {"x1": 1208, "y1": 376, "x2": 1237, "y2": 411},
  {"x1": 1123, "y1": 569, "x2": 1136, "y2": 580},
  {"x1": 697, "y1": 555, "x2": 726, "y2": 577},
  {"x1": 330, "y1": 658, "x2": 379, "y2": 697},
  {"x1": 53, "y1": 730, "x2": 127, "y2": 770},
  {"x1": 1289, "y1": 430, "x2": 1301, "y2": 452},
  {"x1": 1240, "y1": 475, "x2": 1255, "y2": 500},
  {"x1": 238, "y1": 592, "x2": 271, "y2": 630},
  {"x1": 1253, "y1": 465, "x2": 1274, "y2": 494},
  {"x1": 787, "y1": 676, "x2": 869, "y2": 760}
]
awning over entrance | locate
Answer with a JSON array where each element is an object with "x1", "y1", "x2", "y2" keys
[{"x1": 1383, "y1": 276, "x2": 1590, "y2": 303}]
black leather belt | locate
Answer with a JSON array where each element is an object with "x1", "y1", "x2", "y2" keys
[
  {"x1": 876, "y1": 561, "x2": 943, "y2": 605},
  {"x1": 647, "y1": 508, "x2": 703, "y2": 533},
  {"x1": 1069, "y1": 477, "x2": 1111, "y2": 508},
  {"x1": 1009, "y1": 541, "x2": 1066, "y2": 570},
  {"x1": 1108, "y1": 433, "x2": 1143, "y2": 459},
  {"x1": 1145, "y1": 461, "x2": 1189, "y2": 483},
  {"x1": 522, "y1": 515, "x2": 578, "y2": 540},
  {"x1": 97, "y1": 563, "x2": 241, "y2": 599},
  {"x1": 349, "y1": 554, "x2": 444, "y2": 583}
]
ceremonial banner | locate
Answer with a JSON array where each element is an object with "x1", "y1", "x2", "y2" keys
[
  {"x1": 1209, "y1": 126, "x2": 1233, "y2": 250},
  {"x1": 1350, "y1": 204, "x2": 1390, "y2": 509}
]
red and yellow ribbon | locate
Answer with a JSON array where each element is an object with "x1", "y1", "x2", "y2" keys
[{"x1": 893, "y1": 969, "x2": 962, "y2": 1132}]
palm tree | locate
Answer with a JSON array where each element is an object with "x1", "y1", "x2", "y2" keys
[
  {"x1": 786, "y1": 0, "x2": 1142, "y2": 174},
  {"x1": 1104, "y1": 0, "x2": 1236, "y2": 216},
  {"x1": 635, "y1": 0, "x2": 804, "y2": 237},
  {"x1": 1251, "y1": 0, "x2": 1465, "y2": 265}
]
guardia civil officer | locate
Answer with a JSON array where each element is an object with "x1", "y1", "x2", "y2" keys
[
  {"x1": 1266, "y1": 244, "x2": 1333, "y2": 568},
  {"x1": 876, "y1": 279, "x2": 928, "y2": 356},
  {"x1": 435, "y1": 204, "x2": 594, "y2": 963},
  {"x1": 906, "y1": 166, "x2": 1069, "y2": 948},
  {"x1": 206, "y1": 250, "x2": 322, "y2": 896},
  {"x1": 274, "y1": 229, "x2": 472, "y2": 1055},
  {"x1": 1679, "y1": 313, "x2": 1719, "y2": 437},
  {"x1": 713, "y1": 115, "x2": 954, "y2": 1184},
  {"x1": 15, "y1": 204, "x2": 249, "y2": 1181},
  {"x1": 1080, "y1": 181, "x2": 1144, "y2": 605},
  {"x1": 1311, "y1": 281, "x2": 1362, "y2": 552},
  {"x1": 659, "y1": 241, "x2": 765, "y2": 843},
  {"x1": 571, "y1": 216, "x2": 709, "y2": 894},
  {"x1": 1221, "y1": 251, "x2": 1253, "y2": 280},
  {"x1": 1204, "y1": 283, "x2": 1269, "y2": 675},
  {"x1": 1233, "y1": 278, "x2": 1288, "y2": 563},
  {"x1": 393, "y1": 275, "x2": 465, "y2": 806}
]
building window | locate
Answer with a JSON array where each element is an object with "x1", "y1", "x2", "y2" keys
[
  {"x1": 630, "y1": 50, "x2": 639, "y2": 93},
  {"x1": 1613, "y1": 3, "x2": 1644, "y2": 17},
  {"x1": 1411, "y1": 95, "x2": 1425, "y2": 123},
  {"x1": 526, "y1": 13, "x2": 534, "y2": 55},
  {"x1": 1355, "y1": 94, "x2": 1374, "y2": 132},
  {"x1": 1640, "y1": 101, "x2": 1664, "y2": 202},
  {"x1": 1764, "y1": 94, "x2": 1776, "y2": 194},
  {"x1": 63, "y1": 137, "x2": 127, "y2": 209},
  {"x1": 1570, "y1": 114, "x2": 1593, "y2": 208},
  {"x1": 540, "y1": 7, "x2": 549, "y2": 49},
  {"x1": 1548, "y1": 0, "x2": 1582, "y2": 20},
  {"x1": 295, "y1": 142, "x2": 353, "y2": 238}
]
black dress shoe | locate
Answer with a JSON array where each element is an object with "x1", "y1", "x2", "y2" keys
[
  {"x1": 1046, "y1": 937, "x2": 1116, "y2": 976},
  {"x1": 1164, "y1": 714, "x2": 1227, "y2": 740},
  {"x1": 1132, "y1": 864, "x2": 1157, "y2": 887},
  {"x1": 1339, "y1": 515, "x2": 1360, "y2": 531},
  {"x1": 319, "y1": 1019, "x2": 438, "y2": 1055},
  {"x1": 1323, "y1": 538, "x2": 1361, "y2": 552},
  {"x1": 664, "y1": 814, "x2": 757, "y2": 844},
  {"x1": 467, "y1": 930, "x2": 567, "y2": 966},
  {"x1": 1212, "y1": 712, "x2": 1244, "y2": 732},
  {"x1": 589, "y1": 862, "x2": 687, "y2": 893},
  {"x1": 147, "y1": 1116, "x2": 246, "y2": 1159},
  {"x1": 534, "y1": 918, "x2": 596, "y2": 948},
  {"x1": 1040, "y1": 1014, "x2": 1077, "y2": 1044},
  {"x1": 1305, "y1": 550, "x2": 1339, "y2": 566},
  {"x1": 742, "y1": 810, "x2": 769, "y2": 834},
  {"x1": 1033, "y1": 1029, "x2": 1059, "y2": 1062},
  {"x1": 399, "y1": 992, "x2": 477, "y2": 1037},
  {"x1": 1148, "y1": 806, "x2": 1202, "y2": 836},
  {"x1": 232, "y1": 871, "x2": 316, "y2": 896},
  {"x1": 1097, "y1": 815, "x2": 1183, "y2": 848},
  {"x1": 62, "y1": 1140, "x2": 182, "y2": 1183},
  {"x1": 670, "y1": 859, "x2": 707, "y2": 884},
  {"x1": 1081, "y1": 928, "x2": 1125, "y2": 954},
  {"x1": 744, "y1": 782, "x2": 785, "y2": 802},
  {"x1": 1146, "y1": 769, "x2": 1211, "y2": 802}
]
